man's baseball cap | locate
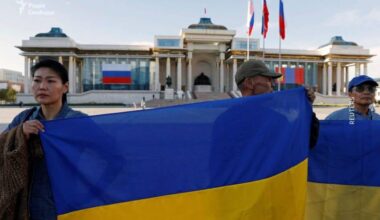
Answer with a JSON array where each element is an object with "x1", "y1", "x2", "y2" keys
[
  {"x1": 235, "y1": 60, "x2": 282, "y2": 85},
  {"x1": 348, "y1": 75, "x2": 378, "y2": 91}
]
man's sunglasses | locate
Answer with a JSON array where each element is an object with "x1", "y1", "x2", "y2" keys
[{"x1": 353, "y1": 84, "x2": 377, "y2": 93}]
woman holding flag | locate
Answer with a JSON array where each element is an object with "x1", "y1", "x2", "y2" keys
[{"x1": 1, "y1": 59, "x2": 86, "y2": 219}]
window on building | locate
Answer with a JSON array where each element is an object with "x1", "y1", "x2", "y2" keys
[
  {"x1": 233, "y1": 40, "x2": 259, "y2": 50},
  {"x1": 157, "y1": 39, "x2": 180, "y2": 47}
]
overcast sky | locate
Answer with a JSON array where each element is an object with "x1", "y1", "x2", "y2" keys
[{"x1": 1, "y1": 0, "x2": 380, "y2": 78}]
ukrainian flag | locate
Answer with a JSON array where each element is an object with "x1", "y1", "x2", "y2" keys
[
  {"x1": 40, "y1": 88, "x2": 312, "y2": 220},
  {"x1": 307, "y1": 120, "x2": 380, "y2": 220}
]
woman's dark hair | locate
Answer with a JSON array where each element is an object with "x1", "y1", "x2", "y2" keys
[{"x1": 31, "y1": 59, "x2": 69, "y2": 103}]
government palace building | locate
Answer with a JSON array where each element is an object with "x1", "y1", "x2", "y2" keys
[{"x1": 17, "y1": 17, "x2": 374, "y2": 104}]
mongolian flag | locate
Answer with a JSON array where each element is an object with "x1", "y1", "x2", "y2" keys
[
  {"x1": 247, "y1": 0, "x2": 255, "y2": 36},
  {"x1": 102, "y1": 64, "x2": 132, "y2": 84},
  {"x1": 279, "y1": 0, "x2": 286, "y2": 40},
  {"x1": 275, "y1": 67, "x2": 304, "y2": 85},
  {"x1": 40, "y1": 88, "x2": 312, "y2": 220},
  {"x1": 307, "y1": 120, "x2": 380, "y2": 220},
  {"x1": 261, "y1": 0, "x2": 269, "y2": 38}
]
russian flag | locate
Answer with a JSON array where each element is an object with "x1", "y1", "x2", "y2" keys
[
  {"x1": 279, "y1": 0, "x2": 286, "y2": 40},
  {"x1": 261, "y1": 0, "x2": 269, "y2": 38},
  {"x1": 247, "y1": 0, "x2": 254, "y2": 36},
  {"x1": 102, "y1": 64, "x2": 132, "y2": 84}
]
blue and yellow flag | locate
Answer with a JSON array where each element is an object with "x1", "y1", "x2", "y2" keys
[
  {"x1": 40, "y1": 88, "x2": 312, "y2": 220},
  {"x1": 307, "y1": 120, "x2": 380, "y2": 220}
]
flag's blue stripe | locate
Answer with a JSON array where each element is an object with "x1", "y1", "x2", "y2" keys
[
  {"x1": 40, "y1": 88, "x2": 311, "y2": 215},
  {"x1": 102, "y1": 71, "x2": 131, "y2": 77},
  {"x1": 249, "y1": 15, "x2": 254, "y2": 28},
  {"x1": 280, "y1": 0, "x2": 284, "y2": 18},
  {"x1": 309, "y1": 120, "x2": 380, "y2": 187}
]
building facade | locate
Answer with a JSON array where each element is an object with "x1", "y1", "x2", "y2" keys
[
  {"x1": 0, "y1": 69, "x2": 24, "y2": 92},
  {"x1": 17, "y1": 18, "x2": 374, "y2": 104}
]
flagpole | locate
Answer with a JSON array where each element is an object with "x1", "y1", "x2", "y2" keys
[
  {"x1": 278, "y1": 38, "x2": 282, "y2": 91},
  {"x1": 247, "y1": 33, "x2": 250, "y2": 60},
  {"x1": 263, "y1": 36, "x2": 265, "y2": 59},
  {"x1": 247, "y1": 0, "x2": 253, "y2": 61},
  {"x1": 278, "y1": 0, "x2": 285, "y2": 91}
]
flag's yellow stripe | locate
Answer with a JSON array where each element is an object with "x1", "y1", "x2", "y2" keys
[
  {"x1": 59, "y1": 159, "x2": 307, "y2": 220},
  {"x1": 306, "y1": 182, "x2": 380, "y2": 220}
]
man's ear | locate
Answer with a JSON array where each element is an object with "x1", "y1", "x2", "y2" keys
[
  {"x1": 348, "y1": 91, "x2": 354, "y2": 100},
  {"x1": 243, "y1": 78, "x2": 252, "y2": 89}
]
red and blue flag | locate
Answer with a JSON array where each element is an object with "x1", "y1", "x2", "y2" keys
[
  {"x1": 102, "y1": 64, "x2": 132, "y2": 84},
  {"x1": 261, "y1": 0, "x2": 269, "y2": 38},
  {"x1": 247, "y1": 0, "x2": 255, "y2": 36},
  {"x1": 279, "y1": 0, "x2": 286, "y2": 39}
]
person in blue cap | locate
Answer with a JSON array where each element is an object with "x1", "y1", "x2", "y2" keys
[{"x1": 326, "y1": 75, "x2": 380, "y2": 120}]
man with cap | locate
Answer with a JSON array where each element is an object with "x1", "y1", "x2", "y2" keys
[
  {"x1": 235, "y1": 59, "x2": 315, "y2": 101},
  {"x1": 326, "y1": 75, "x2": 380, "y2": 120},
  {"x1": 235, "y1": 59, "x2": 319, "y2": 148}
]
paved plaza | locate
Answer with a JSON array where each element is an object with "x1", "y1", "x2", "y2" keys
[
  {"x1": 0, "y1": 106, "x2": 136, "y2": 132},
  {"x1": 2, "y1": 105, "x2": 376, "y2": 132}
]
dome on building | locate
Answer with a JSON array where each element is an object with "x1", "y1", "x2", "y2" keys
[
  {"x1": 319, "y1": 36, "x2": 358, "y2": 48},
  {"x1": 188, "y1": 17, "x2": 227, "y2": 30},
  {"x1": 35, "y1": 27, "x2": 68, "y2": 37}
]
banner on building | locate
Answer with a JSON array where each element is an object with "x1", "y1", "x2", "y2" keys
[
  {"x1": 276, "y1": 67, "x2": 304, "y2": 85},
  {"x1": 102, "y1": 64, "x2": 132, "y2": 84}
]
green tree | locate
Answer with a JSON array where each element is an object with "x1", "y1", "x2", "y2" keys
[{"x1": 0, "y1": 88, "x2": 17, "y2": 102}]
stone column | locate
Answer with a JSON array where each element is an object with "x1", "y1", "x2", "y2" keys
[
  {"x1": 328, "y1": 62, "x2": 333, "y2": 96},
  {"x1": 343, "y1": 66, "x2": 347, "y2": 93},
  {"x1": 355, "y1": 63, "x2": 360, "y2": 76},
  {"x1": 177, "y1": 58, "x2": 182, "y2": 93},
  {"x1": 323, "y1": 63, "x2": 327, "y2": 95},
  {"x1": 33, "y1": 56, "x2": 39, "y2": 65},
  {"x1": 23, "y1": 56, "x2": 30, "y2": 94},
  {"x1": 336, "y1": 62, "x2": 341, "y2": 96},
  {"x1": 59, "y1": 56, "x2": 63, "y2": 64},
  {"x1": 73, "y1": 57, "x2": 77, "y2": 93},
  {"x1": 219, "y1": 52, "x2": 225, "y2": 93},
  {"x1": 155, "y1": 57, "x2": 160, "y2": 91},
  {"x1": 187, "y1": 52, "x2": 193, "y2": 92},
  {"x1": 232, "y1": 59, "x2": 238, "y2": 91},
  {"x1": 363, "y1": 63, "x2": 368, "y2": 75},
  {"x1": 345, "y1": 66, "x2": 349, "y2": 92},
  {"x1": 312, "y1": 63, "x2": 317, "y2": 87},
  {"x1": 166, "y1": 57, "x2": 171, "y2": 78},
  {"x1": 68, "y1": 56, "x2": 76, "y2": 94}
]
